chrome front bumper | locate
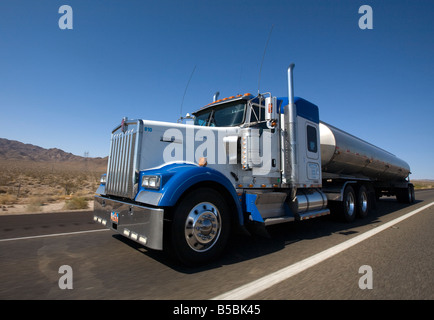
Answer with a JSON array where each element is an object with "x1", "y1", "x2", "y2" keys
[{"x1": 93, "y1": 195, "x2": 164, "y2": 250}]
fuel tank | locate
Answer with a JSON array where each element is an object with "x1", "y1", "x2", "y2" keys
[{"x1": 320, "y1": 122, "x2": 410, "y2": 181}]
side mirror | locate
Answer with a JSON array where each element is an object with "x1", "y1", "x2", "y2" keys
[{"x1": 265, "y1": 96, "x2": 277, "y2": 128}]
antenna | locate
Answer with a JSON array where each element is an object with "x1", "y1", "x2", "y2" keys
[
  {"x1": 179, "y1": 65, "x2": 197, "y2": 122},
  {"x1": 257, "y1": 25, "x2": 274, "y2": 94}
]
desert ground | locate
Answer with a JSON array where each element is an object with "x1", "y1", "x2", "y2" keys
[{"x1": 0, "y1": 159, "x2": 106, "y2": 215}]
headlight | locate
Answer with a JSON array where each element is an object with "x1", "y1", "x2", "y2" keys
[
  {"x1": 141, "y1": 175, "x2": 161, "y2": 190},
  {"x1": 100, "y1": 174, "x2": 107, "y2": 185}
]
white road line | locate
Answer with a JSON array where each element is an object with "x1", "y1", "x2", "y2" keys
[
  {"x1": 212, "y1": 201, "x2": 434, "y2": 300},
  {"x1": 0, "y1": 228, "x2": 109, "y2": 242}
]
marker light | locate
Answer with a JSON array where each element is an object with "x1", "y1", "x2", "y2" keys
[
  {"x1": 198, "y1": 157, "x2": 207, "y2": 167},
  {"x1": 138, "y1": 236, "x2": 147, "y2": 245}
]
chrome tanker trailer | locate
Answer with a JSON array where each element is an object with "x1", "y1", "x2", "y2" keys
[
  {"x1": 319, "y1": 121, "x2": 413, "y2": 222},
  {"x1": 320, "y1": 122, "x2": 410, "y2": 182}
]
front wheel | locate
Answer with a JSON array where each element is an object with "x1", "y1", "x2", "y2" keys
[{"x1": 170, "y1": 188, "x2": 231, "y2": 265}]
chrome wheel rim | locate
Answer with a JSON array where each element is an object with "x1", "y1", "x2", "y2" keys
[
  {"x1": 184, "y1": 202, "x2": 221, "y2": 252},
  {"x1": 346, "y1": 192, "x2": 355, "y2": 217},
  {"x1": 361, "y1": 192, "x2": 368, "y2": 213}
]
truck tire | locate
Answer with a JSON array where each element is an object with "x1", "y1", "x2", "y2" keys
[
  {"x1": 396, "y1": 184, "x2": 415, "y2": 204},
  {"x1": 170, "y1": 188, "x2": 231, "y2": 265},
  {"x1": 342, "y1": 185, "x2": 357, "y2": 222},
  {"x1": 410, "y1": 184, "x2": 416, "y2": 203},
  {"x1": 356, "y1": 185, "x2": 370, "y2": 219}
]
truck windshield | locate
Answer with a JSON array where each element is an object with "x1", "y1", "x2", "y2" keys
[{"x1": 194, "y1": 102, "x2": 246, "y2": 127}]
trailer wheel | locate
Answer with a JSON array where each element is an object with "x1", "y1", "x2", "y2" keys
[
  {"x1": 410, "y1": 184, "x2": 416, "y2": 203},
  {"x1": 396, "y1": 184, "x2": 415, "y2": 204},
  {"x1": 170, "y1": 188, "x2": 230, "y2": 265},
  {"x1": 342, "y1": 185, "x2": 357, "y2": 222},
  {"x1": 357, "y1": 185, "x2": 370, "y2": 219}
]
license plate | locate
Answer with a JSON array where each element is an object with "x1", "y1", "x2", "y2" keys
[{"x1": 111, "y1": 211, "x2": 119, "y2": 224}]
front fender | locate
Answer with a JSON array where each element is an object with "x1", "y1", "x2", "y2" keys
[{"x1": 137, "y1": 163, "x2": 244, "y2": 225}]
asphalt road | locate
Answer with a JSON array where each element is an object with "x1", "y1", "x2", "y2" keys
[{"x1": 1, "y1": 190, "x2": 433, "y2": 301}]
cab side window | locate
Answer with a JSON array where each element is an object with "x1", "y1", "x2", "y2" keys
[{"x1": 307, "y1": 125, "x2": 317, "y2": 153}]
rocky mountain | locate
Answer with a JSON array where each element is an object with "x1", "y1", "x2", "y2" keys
[{"x1": 0, "y1": 137, "x2": 106, "y2": 162}]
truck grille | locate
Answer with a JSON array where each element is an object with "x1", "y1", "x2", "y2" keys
[{"x1": 106, "y1": 121, "x2": 140, "y2": 199}]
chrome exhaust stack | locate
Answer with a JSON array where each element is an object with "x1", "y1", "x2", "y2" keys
[
  {"x1": 288, "y1": 63, "x2": 295, "y2": 107},
  {"x1": 284, "y1": 63, "x2": 298, "y2": 199}
]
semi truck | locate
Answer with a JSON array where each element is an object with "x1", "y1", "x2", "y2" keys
[{"x1": 93, "y1": 64, "x2": 414, "y2": 265}]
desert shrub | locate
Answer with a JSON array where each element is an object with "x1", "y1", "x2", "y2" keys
[
  {"x1": 0, "y1": 194, "x2": 15, "y2": 205},
  {"x1": 26, "y1": 197, "x2": 43, "y2": 212},
  {"x1": 64, "y1": 196, "x2": 88, "y2": 210}
]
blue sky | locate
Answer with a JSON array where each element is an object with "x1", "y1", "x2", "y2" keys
[{"x1": 0, "y1": 0, "x2": 433, "y2": 179}]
